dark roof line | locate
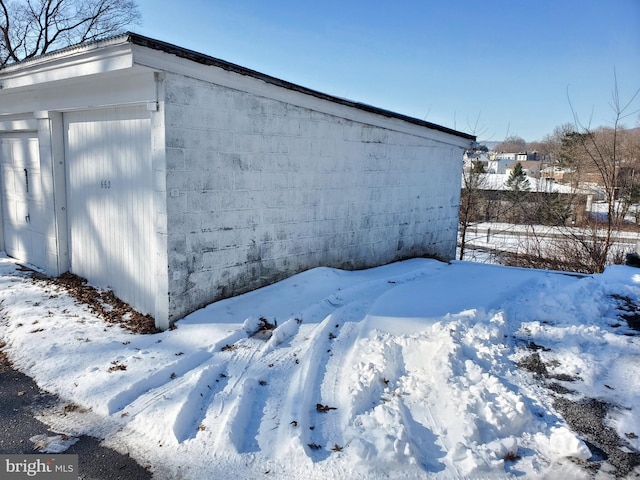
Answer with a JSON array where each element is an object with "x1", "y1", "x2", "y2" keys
[
  {"x1": 126, "y1": 32, "x2": 475, "y2": 141},
  {"x1": 1, "y1": 31, "x2": 474, "y2": 141}
]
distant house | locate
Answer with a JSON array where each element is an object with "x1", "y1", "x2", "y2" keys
[
  {"x1": 516, "y1": 152, "x2": 540, "y2": 162},
  {"x1": 487, "y1": 157, "x2": 512, "y2": 174},
  {"x1": 489, "y1": 152, "x2": 540, "y2": 174},
  {"x1": 0, "y1": 33, "x2": 474, "y2": 329},
  {"x1": 505, "y1": 160, "x2": 541, "y2": 177},
  {"x1": 541, "y1": 165, "x2": 572, "y2": 182},
  {"x1": 463, "y1": 151, "x2": 490, "y2": 171}
]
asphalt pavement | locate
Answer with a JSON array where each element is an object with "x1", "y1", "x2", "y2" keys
[{"x1": 0, "y1": 350, "x2": 152, "y2": 479}]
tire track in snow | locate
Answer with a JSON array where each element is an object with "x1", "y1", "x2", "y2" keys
[
  {"x1": 204, "y1": 329, "x2": 302, "y2": 453},
  {"x1": 395, "y1": 317, "x2": 527, "y2": 478},
  {"x1": 106, "y1": 349, "x2": 213, "y2": 415},
  {"x1": 173, "y1": 318, "x2": 305, "y2": 445},
  {"x1": 395, "y1": 395, "x2": 447, "y2": 473},
  {"x1": 110, "y1": 265, "x2": 435, "y2": 458},
  {"x1": 273, "y1": 271, "x2": 422, "y2": 461},
  {"x1": 334, "y1": 331, "x2": 448, "y2": 473},
  {"x1": 396, "y1": 330, "x2": 467, "y2": 477},
  {"x1": 106, "y1": 328, "x2": 247, "y2": 416},
  {"x1": 275, "y1": 312, "x2": 341, "y2": 461},
  {"x1": 203, "y1": 336, "x2": 267, "y2": 451},
  {"x1": 172, "y1": 363, "x2": 229, "y2": 443},
  {"x1": 226, "y1": 377, "x2": 264, "y2": 453}
]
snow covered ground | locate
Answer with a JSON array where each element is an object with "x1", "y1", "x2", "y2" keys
[
  {"x1": 1, "y1": 254, "x2": 639, "y2": 479},
  {"x1": 460, "y1": 221, "x2": 640, "y2": 266}
]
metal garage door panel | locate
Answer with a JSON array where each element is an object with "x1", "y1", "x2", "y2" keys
[
  {"x1": 65, "y1": 106, "x2": 154, "y2": 315},
  {"x1": 0, "y1": 133, "x2": 47, "y2": 268}
]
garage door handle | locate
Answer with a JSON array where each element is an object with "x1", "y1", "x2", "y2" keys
[{"x1": 25, "y1": 213, "x2": 30, "y2": 223}]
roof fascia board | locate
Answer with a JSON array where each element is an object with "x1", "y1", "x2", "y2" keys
[
  {"x1": 0, "y1": 69, "x2": 156, "y2": 117},
  {"x1": 0, "y1": 43, "x2": 134, "y2": 90},
  {"x1": 131, "y1": 43, "x2": 474, "y2": 149}
]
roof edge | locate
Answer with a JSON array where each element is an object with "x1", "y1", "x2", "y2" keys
[
  {"x1": 125, "y1": 32, "x2": 475, "y2": 141},
  {"x1": 1, "y1": 31, "x2": 475, "y2": 142},
  {"x1": 0, "y1": 32, "x2": 131, "y2": 72}
]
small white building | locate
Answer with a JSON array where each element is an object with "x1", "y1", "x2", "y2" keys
[
  {"x1": 0, "y1": 33, "x2": 474, "y2": 329},
  {"x1": 463, "y1": 151, "x2": 490, "y2": 172},
  {"x1": 489, "y1": 152, "x2": 540, "y2": 175},
  {"x1": 487, "y1": 158, "x2": 509, "y2": 174},
  {"x1": 505, "y1": 161, "x2": 542, "y2": 177}
]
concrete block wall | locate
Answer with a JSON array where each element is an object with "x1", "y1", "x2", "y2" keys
[{"x1": 163, "y1": 73, "x2": 464, "y2": 321}]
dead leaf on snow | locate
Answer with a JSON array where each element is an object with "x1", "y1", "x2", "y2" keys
[{"x1": 316, "y1": 403, "x2": 337, "y2": 413}]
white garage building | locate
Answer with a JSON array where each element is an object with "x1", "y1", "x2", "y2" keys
[{"x1": 0, "y1": 33, "x2": 474, "y2": 329}]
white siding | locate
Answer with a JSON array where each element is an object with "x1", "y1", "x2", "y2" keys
[
  {"x1": 64, "y1": 106, "x2": 155, "y2": 315},
  {"x1": 0, "y1": 132, "x2": 48, "y2": 268}
]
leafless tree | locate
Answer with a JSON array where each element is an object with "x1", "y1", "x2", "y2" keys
[
  {"x1": 459, "y1": 160, "x2": 487, "y2": 260},
  {"x1": 495, "y1": 135, "x2": 527, "y2": 153},
  {"x1": 506, "y1": 78, "x2": 640, "y2": 274},
  {"x1": 458, "y1": 113, "x2": 492, "y2": 260},
  {"x1": 1, "y1": 0, "x2": 140, "y2": 67},
  {"x1": 538, "y1": 123, "x2": 575, "y2": 163},
  {"x1": 564, "y1": 78, "x2": 640, "y2": 272}
]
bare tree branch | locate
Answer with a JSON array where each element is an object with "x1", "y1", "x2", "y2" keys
[
  {"x1": 0, "y1": 0, "x2": 140, "y2": 67},
  {"x1": 558, "y1": 74, "x2": 640, "y2": 271}
]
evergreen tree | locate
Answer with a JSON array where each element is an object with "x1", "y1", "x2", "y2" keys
[
  {"x1": 536, "y1": 192, "x2": 571, "y2": 226},
  {"x1": 504, "y1": 162, "x2": 530, "y2": 223},
  {"x1": 471, "y1": 160, "x2": 486, "y2": 174},
  {"x1": 505, "y1": 163, "x2": 530, "y2": 192}
]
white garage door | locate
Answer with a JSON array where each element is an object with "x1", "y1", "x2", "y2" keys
[
  {"x1": 0, "y1": 132, "x2": 47, "y2": 268},
  {"x1": 64, "y1": 106, "x2": 155, "y2": 315}
]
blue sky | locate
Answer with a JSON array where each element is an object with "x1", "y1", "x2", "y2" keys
[{"x1": 135, "y1": 0, "x2": 640, "y2": 142}]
